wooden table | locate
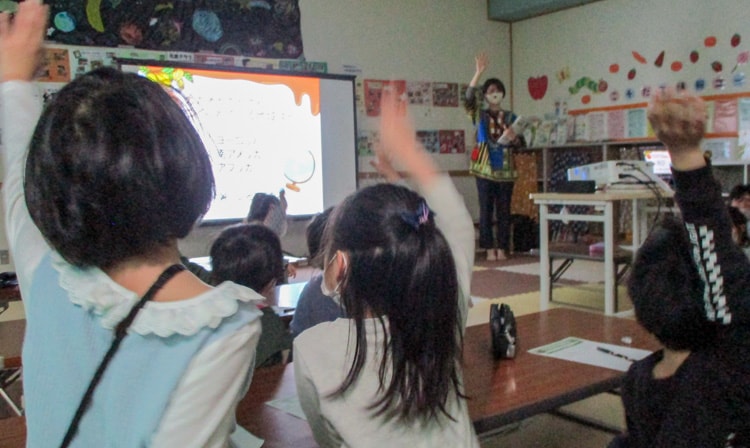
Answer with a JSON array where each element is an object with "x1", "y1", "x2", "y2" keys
[
  {"x1": 463, "y1": 308, "x2": 658, "y2": 435},
  {"x1": 0, "y1": 308, "x2": 657, "y2": 447}
]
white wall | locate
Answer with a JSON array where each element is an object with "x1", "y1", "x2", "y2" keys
[{"x1": 511, "y1": 0, "x2": 750, "y2": 117}]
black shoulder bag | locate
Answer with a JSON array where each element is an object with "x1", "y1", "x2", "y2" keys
[{"x1": 60, "y1": 263, "x2": 186, "y2": 448}]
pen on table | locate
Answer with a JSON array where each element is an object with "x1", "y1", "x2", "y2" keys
[{"x1": 597, "y1": 346, "x2": 637, "y2": 363}]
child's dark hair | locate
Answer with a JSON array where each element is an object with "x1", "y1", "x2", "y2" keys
[
  {"x1": 24, "y1": 67, "x2": 214, "y2": 269},
  {"x1": 729, "y1": 206, "x2": 750, "y2": 247},
  {"x1": 729, "y1": 184, "x2": 750, "y2": 202},
  {"x1": 323, "y1": 183, "x2": 463, "y2": 422},
  {"x1": 210, "y1": 224, "x2": 284, "y2": 293},
  {"x1": 306, "y1": 207, "x2": 334, "y2": 269},
  {"x1": 482, "y1": 77, "x2": 506, "y2": 96},
  {"x1": 247, "y1": 192, "x2": 281, "y2": 222},
  {"x1": 628, "y1": 216, "x2": 716, "y2": 350}
]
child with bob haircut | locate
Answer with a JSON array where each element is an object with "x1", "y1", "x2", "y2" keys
[
  {"x1": 0, "y1": 3, "x2": 264, "y2": 446},
  {"x1": 210, "y1": 224, "x2": 292, "y2": 368},
  {"x1": 293, "y1": 93, "x2": 479, "y2": 447},
  {"x1": 609, "y1": 89, "x2": 750, "y2": 447}
]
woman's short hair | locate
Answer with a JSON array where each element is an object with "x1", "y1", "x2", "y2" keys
[
  {"x1": 323, "y1": 183, "x2": 463, "y2": 421},
  {"x1": 24, "y1": 67, "x2": 214, "y2": 269},
  {"x1": 482, "y1": 77, "x2": 506, "y2": 97},
  {"x1": 210, "y1": 224, "x2": 284, "y2": 292},
  {"x1": 628, "y1": 216, "x2": 716, "y2": 351}
]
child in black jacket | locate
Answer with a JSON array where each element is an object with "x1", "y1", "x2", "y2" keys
[{"x1": 611, "y1": 90, "x2": 750, "y2": 447}]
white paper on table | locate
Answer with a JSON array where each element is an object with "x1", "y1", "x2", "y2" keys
[
  {"x1": 528, "y1": 336, "x2": 653, "y2": 372},
  {"x1": 266, "y1": 395, "x2": 308, "y2": 421},
  {"x1": 229, "y1": 425, "x2": 264, "y2": 448}
]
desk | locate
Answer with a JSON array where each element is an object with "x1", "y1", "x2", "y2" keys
[
  {"x1": 236, "y1": 364, "x2": 317, "y2": 448},
  {"x1": 0, "y1": 309, "x2": 657, "y2": 446},
  {"x1": 463, "y1": 308, "x2": 658, "y2": 435},
  {"x1": 531, "y1": 190, "x2": 668, "y2": 315}
]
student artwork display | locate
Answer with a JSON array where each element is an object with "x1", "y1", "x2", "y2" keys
[
  {"x1": 431, "y1": 82, "x2": 459, "y2": 107},
  {"x1": 438, "y1": 130, "x2": 466, "y2": 154},
  {"x1": 417, "y1": 131, "x2": 440, "y2": 154},
  {"x1": 23, "y1": 0, "x2": 305, "y2": 59}
]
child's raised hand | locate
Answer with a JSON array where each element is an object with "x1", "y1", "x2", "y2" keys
[
  {"x1": 0, "y1": 1, "x2": 49, "y2": 82},
  {"x1": 378, "y1": 89, "x2": 437, "y2": 187},
  {"x1": 647, "y1": 89, "x2": 706, "y2": 155}
]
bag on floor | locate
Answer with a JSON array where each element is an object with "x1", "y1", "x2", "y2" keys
[{"x1": 490, "y1": 303, "x2": 517, "y2": 359}]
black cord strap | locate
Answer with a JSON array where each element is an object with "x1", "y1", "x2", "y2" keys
[{"x1": 60, "y1": 263, "x2": 186, "y2": 448}]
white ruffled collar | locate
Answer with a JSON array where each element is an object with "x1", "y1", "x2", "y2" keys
[{"x1": 52, "y1": 253, "x2": 264, "y2": 337}]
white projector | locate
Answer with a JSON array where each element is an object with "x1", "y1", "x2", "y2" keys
[{"x1": 567, "y1": 160, "x2": 656, "y2": 189}]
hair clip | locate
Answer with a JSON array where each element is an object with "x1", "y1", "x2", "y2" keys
[{"x1": 399, "y1": 200, "x2": 433, "y2": 231}]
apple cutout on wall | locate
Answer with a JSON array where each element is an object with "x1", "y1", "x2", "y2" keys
[{"x1": 528, "y1": 75, "x2": 548, "y2": 100}]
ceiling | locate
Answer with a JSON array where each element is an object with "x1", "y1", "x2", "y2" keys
[{"x1": 487, "y1": 0, "x2": 602, "y2": 22}]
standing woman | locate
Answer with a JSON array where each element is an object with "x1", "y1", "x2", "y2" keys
[
  {"x1": 0, "y1": 4, "x2": 263, "y2": 446},
  {"x1": 465, "y1": 52, "x2": 525, "y2": 261}
]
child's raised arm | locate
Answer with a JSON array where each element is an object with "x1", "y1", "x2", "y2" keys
[{"x1": 377, "y1": 91, "x2": 438, "y2": 189}]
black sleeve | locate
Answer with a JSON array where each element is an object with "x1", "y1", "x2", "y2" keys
[{"x1": 671, "y1": 165, "x2": 750, "y2": 332}]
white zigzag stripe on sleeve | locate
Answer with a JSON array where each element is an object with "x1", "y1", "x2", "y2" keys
[{"x1": 685, "y1": 223, "x2": 732, "y2": 324}]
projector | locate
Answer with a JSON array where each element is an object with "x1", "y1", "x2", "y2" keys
[{"x1": 567, "y1": 160, "x2": 656, "y2": 189}]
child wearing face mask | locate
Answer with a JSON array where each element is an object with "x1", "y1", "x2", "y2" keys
[
  {"x1": 465, "y1": 52, "x2": 526, "y2": 262},
  {"x1": 293, "y1": 92, "x2": 478, "y2": 447}
]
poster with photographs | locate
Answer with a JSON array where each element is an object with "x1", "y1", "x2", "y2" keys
[
  {"x1": 432, "y1": 82, "x2": 459, "y2": 107},
  {"x1": 364, "y1": 80, "x2": 386, "y2": 117},
  {"x1": 439, "y1": 130, "x2": 466, "y2": 153},
  {"x1": 70, "y1": 48, "x2": 115, "y2": 78},
  {"x1": 357, "y1": 130, "x2": 379, "y2": 156},
  {"x1": 364, "y1": 80, "x2": 406, "y2": 116},
  {"x1": 38, "y1": 48, "x2": 71, "y2": 83},
  {"x1": 417, "y1": 130, "x2": 440, "y2": 153},
  {"x1": 407, "y1": 81, "x2": 432, "y2": 106}
]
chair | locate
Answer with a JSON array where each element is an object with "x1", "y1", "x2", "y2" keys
[{"x1": 0, "y1": 356, "x2": 23, "y2": 416}]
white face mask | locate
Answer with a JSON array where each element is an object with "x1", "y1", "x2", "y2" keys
[
  {"x1": 485, "y1": 92, "x2": 504, "y2": 106},
  {"x1": 320, "y1": 253, "x2": 346, "y2": 305}
]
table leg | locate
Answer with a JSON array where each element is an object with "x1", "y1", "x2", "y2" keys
[
  {"x1": 539, "y1": 204, "x2": 551, "y2": 311},
  {"x1": 604, "y1": 202, "x2": 615, "y2": 315}
]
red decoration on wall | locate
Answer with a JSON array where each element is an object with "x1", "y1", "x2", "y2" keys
[
  {"x1": 527, "y1": 75, "x2": 548, "y2": 100},
  {"x1": 654, "y1": 51, "x2": 665, "y2": 67},
  {"x1": 690, "y1": 51, "x2": 699, "y2": 63},
  {"x1": 731, "y1": 33, "x2": 741, "y2": 47},
  {"x1": 609, "y1": 63, "x2": 619, "y2": 73},
  {"x1": 581, "y1": 95, "x2": 591, "y2": 104},
  {"x1": 671, "y1": 61, "x2": 683, "y2": 72},
  {"x1": 705, "y1": 36, "x2": 717, "y2": 47},
  {"x1": 632, "y1": 51, "x2": 647, "y2": 64}
]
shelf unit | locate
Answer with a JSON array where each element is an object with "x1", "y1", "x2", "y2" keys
[
  {"x1": 521, "y1": 139, "x2": 750, "y2": 194},
  {"x1": 519, "y1": 139, "x2": 663, "y2": 192}
]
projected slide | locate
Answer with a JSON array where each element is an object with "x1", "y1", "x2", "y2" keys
[{"x1": 132, "y1": 65, "x2": 324, "y2": 220}]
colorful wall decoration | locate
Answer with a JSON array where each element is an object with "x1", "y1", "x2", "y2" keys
[{"x1": 2, "y1": 0, "x2": 303, "y2": 59}]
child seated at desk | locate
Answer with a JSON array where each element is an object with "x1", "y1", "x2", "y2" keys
[
  {"x1": 210, "y1": 224, "x2": 292, "y2": 368},
  {"x1": 289, "y1": 207, "x2": 343, "y2": 339},
  {"x1": 293, "y1": 93, "x2": 478, "y2": 447},
  {"x1": 609, "y1": 89, "x2": 750, "y2": 447}
]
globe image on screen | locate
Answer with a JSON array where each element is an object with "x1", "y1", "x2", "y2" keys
[{"x1": 283, "y1": 150, "x2": 316, "y2": 192}]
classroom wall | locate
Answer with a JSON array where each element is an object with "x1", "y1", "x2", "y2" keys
[
  {"x1": 12, "y1": 0, "x2": 750, "y2": 263},
  {"x1": 180, "y1": 0, "x2": 512, "y2": 258},
  {"x1": 511, "y1": 0, "x2": 750, "y2": 118}
]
